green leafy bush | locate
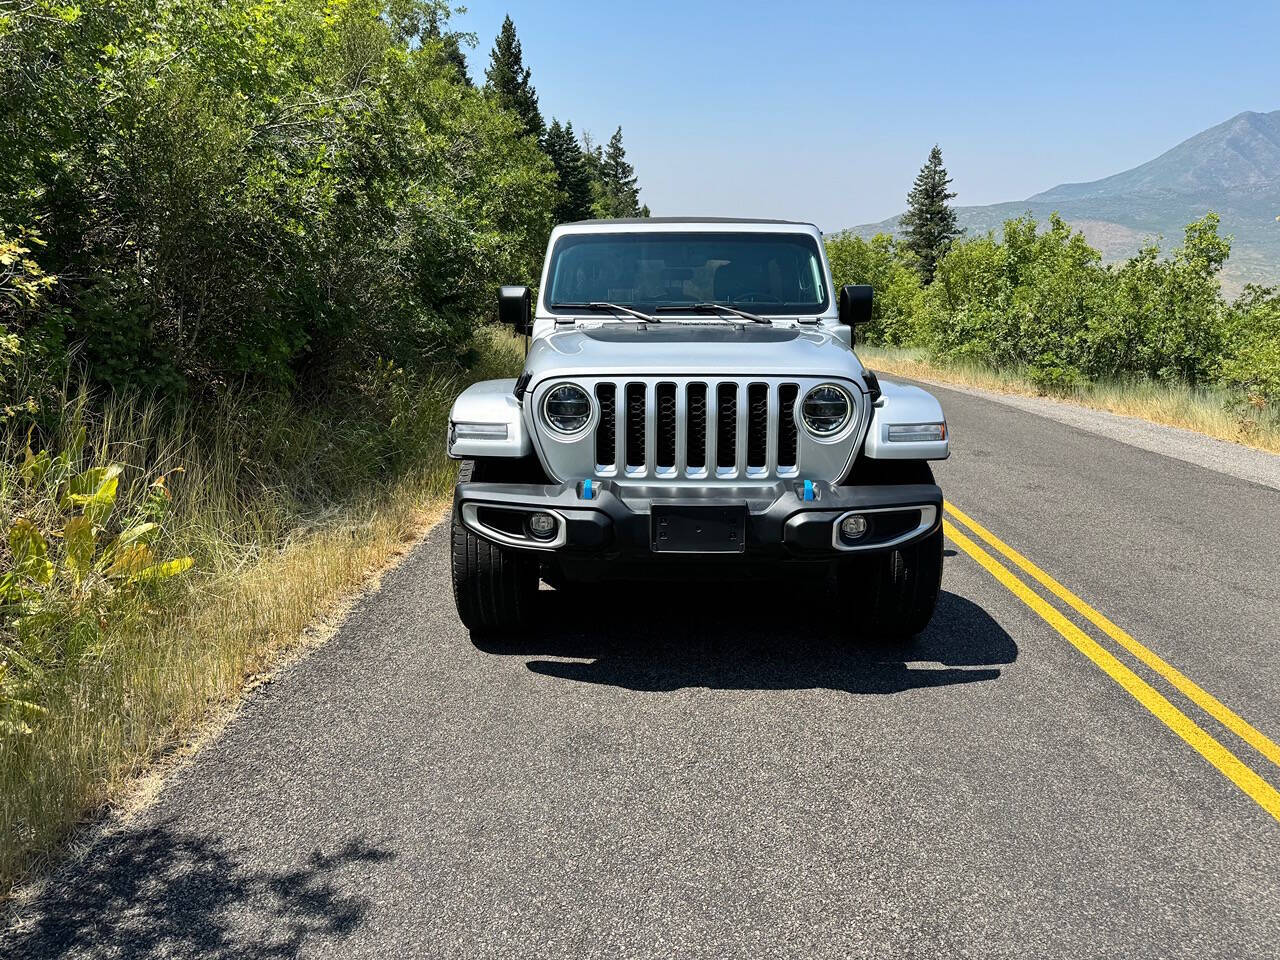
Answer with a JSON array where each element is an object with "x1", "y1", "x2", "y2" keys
[
  {"x1": 825, "y1": 232, "x2": 923, "y2": 345},
  {"x1": 922, "y1": 215, "x2": 1111, "y2": 382},
  {"x1": 1220, "y1": 285, "x2": 1280, "y2": 406},
  {"x1": 828, "y1": 212, "x2": 1272, "y2": 412},
  {"x1": 0, "y1": 226, "x2": 59, "y2": 418},
  {"x1": 0, "y1": 0, "x2": 554, "y2": 394},
  {"x1": 1, "y1": 436, "x2": 193, "y2": 734},
  {"x1": 1101, "y1": 215, "x2": 1231, "y2": 384}
]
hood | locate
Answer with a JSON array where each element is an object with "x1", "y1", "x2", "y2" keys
[{"x1": 523, "y1": 321, "x2": 867, "y2": 387}]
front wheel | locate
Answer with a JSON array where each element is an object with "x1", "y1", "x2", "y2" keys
[
  {"x1": 450, "y1": 460, "x2": 539, "y2": 634},
  {"x1": 837, "y1": 527, "x2": 944, "y2": 639}
]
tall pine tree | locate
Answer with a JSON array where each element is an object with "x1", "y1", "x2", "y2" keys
[
  {"x1": 484, "y1": 15, "x2": 543, "y2": 140},
  {"x1": 545, "y1": 119, "x2": 595, "y2": 223},
  {"x1": 900, "y1": 145, "x2": 962, "y2": 283},
  {"x1": 592, "y1": 126, "x2": 646, "y2": 219}
]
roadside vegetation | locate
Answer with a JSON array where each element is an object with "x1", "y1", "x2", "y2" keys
[
  {"x1": 0, "y1": 332, "x2": 523, "y2": 891},
  {"x1": 828, "y1": 151, "x2": 1280, "y2": 450},
  {"x1": 0, "y1": 0, "x2": 642, "y2": 894},
  {"x1": 857, "y1": 345, "x2": 1280, "y2": 454},
  {"x1": 0, "y1": 334, "x2": 530, "y2": 893}
]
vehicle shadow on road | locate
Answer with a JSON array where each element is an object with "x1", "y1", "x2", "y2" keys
[
  {"x1": 4, "y1": 819, "x2": 394, "y2": 959},
  {"x1": 474, "y1": 587, "x2": 1017, "y2": 694}
]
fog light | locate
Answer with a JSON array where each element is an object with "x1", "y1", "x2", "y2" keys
[
  {"x1": 840, "y1": 515, "x2": 868, "y2": 540},
  {"x1": 527, "y1": 512, "x2": 557, "y2": 539}
]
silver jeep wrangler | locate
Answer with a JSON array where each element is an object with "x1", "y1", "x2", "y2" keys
[{"x1": 448, "y1": 218, "x2": 949, "y2": 636}]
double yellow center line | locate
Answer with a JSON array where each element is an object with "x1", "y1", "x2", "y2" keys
[{"x1": 943, "y1": 502, "x2": 1280, "y2": 823}]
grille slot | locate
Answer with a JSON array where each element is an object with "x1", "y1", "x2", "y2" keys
[
  {"x1": 656, "y1": 383, "x2": 677, "y2": 468},
  {"x1": 686, "y1": 384, "x2": 707, "y2": 469},
  {"x1": 716, "y1": 383, "x2": 737, "y2": 469},
  {"x1": 625, "y1": 383, "x2": 646, "y2": 468},
  {"x1": 778, "y1": 383, "x2": 798, "y2": 468},
  {"x1": 747, "y1": 383, "x2": 768, "y2": 468},
  {"x1": 595, "y1": 383, "x2": 616, "y2": 466}
]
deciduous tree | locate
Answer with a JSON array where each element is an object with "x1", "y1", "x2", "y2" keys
[{"x1": 0, "y1": 0, "x2": 556, "y2": 392}]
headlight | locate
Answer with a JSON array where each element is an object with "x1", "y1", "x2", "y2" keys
[
  {"x1": 542, "y1": 383, "x2": 592, "y2": 434},
  {"x1": 801, "y1": 384, "x2": 852, "y2": 436}
]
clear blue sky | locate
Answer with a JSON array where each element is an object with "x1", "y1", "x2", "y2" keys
[{"x1": 453, "y1": 1, "x2": 1280, "y2": 230}]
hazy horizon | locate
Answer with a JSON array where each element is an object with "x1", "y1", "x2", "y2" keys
[{"x1": 455, "y1": 1, "x2": 1280, "y2": 231}]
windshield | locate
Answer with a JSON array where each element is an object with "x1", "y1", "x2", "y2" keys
[{"x1": 545, "y1": 231, "x2": 829, "y2": 316}]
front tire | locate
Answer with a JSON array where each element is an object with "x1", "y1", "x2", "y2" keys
[
  {"x1": 450, "y1": 459, "x2": 539, "y2": 633},
  {"x1": 838, "y1": 527, "x2": 944, "y2": 640}
]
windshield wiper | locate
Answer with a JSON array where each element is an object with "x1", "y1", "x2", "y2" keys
[
  {"x1": 550, "y1": 302, "x2": 659, "y2": 323},
  {"x1": 655, "y1": 302, "x2": 771, "y2": 324}
]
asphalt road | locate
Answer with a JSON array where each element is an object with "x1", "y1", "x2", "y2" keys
[{"x1": 8, "y1": 382, "x2": 1280, "y2": 959}]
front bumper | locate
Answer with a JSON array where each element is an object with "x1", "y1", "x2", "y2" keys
[{"x1": 454, "y1": 479, "x2": 941, "y2": 560}]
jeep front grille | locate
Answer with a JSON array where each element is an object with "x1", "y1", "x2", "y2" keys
[
  {"x1": 592, "y1": 379, "x2": 807, "y2": 480},
  {"x1": 532, "y1": 376, "x2": 862, "y2": 486}
]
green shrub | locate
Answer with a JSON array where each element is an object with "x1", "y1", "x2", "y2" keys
[
  {"x1": 1101, "y1": 215, "x2": 1230, "y2": 385},
  {"x1": 0, "y1": 227, "x2": 59, "y2": 418},
  {"x1": 921, "y1": 214, "x2": 1111, "y2": 386},
  {"x1": 1, "y1": 437, "x2": 193, "y2": 735},
  {"x1": 0, "y1": 0, "x2": 554, "y2": 395},
  {"x1": 1221, "y1": 285, "x2": 1280, "y2": 406},
  {"x1": 856, "y1": 212, "x2": 1253, "y2": 399},
  {"x1": 824, "y1": 232, "x2": 923, "y2": 345}
]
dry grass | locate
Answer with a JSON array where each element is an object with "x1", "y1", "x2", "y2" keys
[
  {"x1": 859, "y1": 345, "x2": 1280, "y2": 455},
  {"x1": 0, "y1": 330, "x2": 525, "y2": 895}
]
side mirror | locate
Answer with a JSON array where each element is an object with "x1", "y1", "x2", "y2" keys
[
  {"x1": 498, "y1": 285, "x2": 532, "y2": 335},
  {"x1": 838, "y1": 284, "x2": 873, "y2": 329}
]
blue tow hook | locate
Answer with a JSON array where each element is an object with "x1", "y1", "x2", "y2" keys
[
  {"x1": 803, "y1": 480, "x2": 815, "y2": 501},
  {"x1": 582, "y1": 478, "x2": 594, "y2": 500}
]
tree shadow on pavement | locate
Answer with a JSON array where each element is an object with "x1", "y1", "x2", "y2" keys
[
  {"x1": 5, "y1": 820, "x2": 394, "y2": 959},
  {"x1": 473, "y1": 587, "x2": 1017, "y2": 694}
]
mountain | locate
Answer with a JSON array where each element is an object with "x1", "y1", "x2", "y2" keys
[{"x1": 846, "y1": 110, "x2": 1280, "y2": 295}]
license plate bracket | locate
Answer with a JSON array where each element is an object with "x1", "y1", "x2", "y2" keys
[{"x1": 650, "y1": 502, "x2": 747, "y2": 554}]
